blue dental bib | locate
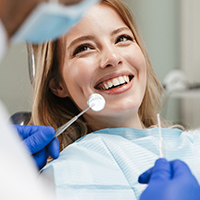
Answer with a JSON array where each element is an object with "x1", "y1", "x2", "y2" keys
[{"x1": 41, "y1": 127, "x2": 200, "y2": 200}]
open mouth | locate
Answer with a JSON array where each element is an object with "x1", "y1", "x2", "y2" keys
[{"x1": 95, "y1": 75, "x2": 134, "y2": 90}]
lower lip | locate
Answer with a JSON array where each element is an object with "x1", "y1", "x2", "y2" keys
[{"x1": 98, "y1": 78, "x2": 134, "y2": 95}]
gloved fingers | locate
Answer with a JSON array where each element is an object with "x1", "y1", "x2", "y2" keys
[
  {"x1": 138, "y1": 158, "x2": 170, "y2": 184},
  {"x1": 149, "y1": 158, "x2": 171, "y2": 182},
  {"x1": 33, "y1": 148, "x2": 48, "y2": 169},
  {"x1": 47, "y1": 137, "x2": 60, "y2": 159},
  {"x1": 138, "y1": 167, "x2": 153, "y2": 184},
  {"x1": 170, "y1": 160, "x2": 200, "y2": 199},
  {"x1": 13, "y1": 124, "x2": 29, "y2": 139},
  {"x1": 14, "y1": 125, "x2": 41, "y2": 139},
  {"x1": 23, "y1": 126, "x2": 55, "y2": 154},
  {"x1": 170, "y1": 159, "x2": 195, "y2": 179},
  {"x1": 14, "y1": 124, "x2": 55, "y2": 138}
]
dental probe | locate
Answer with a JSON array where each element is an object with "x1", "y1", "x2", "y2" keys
[
  {"x1": 55, "y1": 93, "x2": 105, "y2": 138},
  {"x1": 157, "y1": 113, "x2": 165, "y2": 158}
]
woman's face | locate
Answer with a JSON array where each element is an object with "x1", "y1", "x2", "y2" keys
[{"x1": 55, "y1": 3, "x2": 147, "y2": 129}]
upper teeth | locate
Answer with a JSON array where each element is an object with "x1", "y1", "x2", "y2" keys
[{"x1": 98, "y1": 75, "x2": 130, "y2": 90}]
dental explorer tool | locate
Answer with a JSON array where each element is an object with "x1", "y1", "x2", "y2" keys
[
  {"x1": 55, "y1": 93, "x2": 105, "y2": 138},
  {"x1": 157, "y1": 113, "x2": 165, "y2": 158}
]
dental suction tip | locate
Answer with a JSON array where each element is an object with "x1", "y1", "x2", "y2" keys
[{"x1": 87, "y1": 93, "x2": 105, "y2": 112}]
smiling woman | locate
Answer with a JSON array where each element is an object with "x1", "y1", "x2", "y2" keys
[
  {"x1": 29, "y1": 0, "x2": 163, "y2": 150},
  {"x1": 26, "y1": 0, "x2": 200, "y2": 199},
  {"x1": 52, "y1": 2, "x2": 149, "y2": 131}
]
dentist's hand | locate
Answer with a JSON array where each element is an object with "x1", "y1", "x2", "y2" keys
[
  {"x1": 0, "y1": 0, "x2": 83, "y2": 39},
  {"x1": 138, "y1": 158, "x2": 200, "y2": 200},
  {"x1": 14, "y1": 125, "x2": 60, "y2": 169}
]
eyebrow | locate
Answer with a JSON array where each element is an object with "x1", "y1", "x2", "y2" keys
[
  {"x1": 67, "y1": 27, "x2": 131, "y2": 50},
  {"x1": 67, "y1": 36, "x2": 95, "y2": 50},
  {"x1": 111, "y1": 27, "x2": 131, "y2": 36}
]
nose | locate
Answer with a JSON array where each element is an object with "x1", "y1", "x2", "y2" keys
[{"x1": 100, "y1": 46, "x2": 122, "y2": 68}]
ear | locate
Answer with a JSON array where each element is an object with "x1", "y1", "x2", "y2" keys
[{"x1": 49, "y1": 78, "x2": 68, "y2": 98}]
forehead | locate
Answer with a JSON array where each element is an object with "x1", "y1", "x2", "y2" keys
[{"x1": 64, "y1": 3, "x2": 128, "y2": 43}]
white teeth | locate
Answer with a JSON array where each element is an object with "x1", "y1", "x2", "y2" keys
[
  {"x1": 100, "y1": 75, "x2": 130, "y2": 90},
  {"x1": 124, "y1": 75, "x2": 129, "y2": 83},
  {"x1": 107, "y1": 81, "x2": 113, "y2": 88},
  {"x1": 104, "y1": 83, "x2": 109, "y2": 89},
  {"x1": 118, "y1": 76, "x2": 125, "y2": 84},
  {"x1": 113, "y1": 78, "x2": 120, "y2": 86}
]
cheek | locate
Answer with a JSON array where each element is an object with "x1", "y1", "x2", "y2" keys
[
  {"x1": 61, "y1": 58, "x2": 97, "y2": 98},
  {"x1": 126, "y1": 52, "x2": 147, "y2": 81},
  {"x1": 132, "y1": 49, "x2": 146, "y2": 71},
  {"x1": 122, "y1": 44, "x2": 146, "y2": 73},
  {"x1": 126, "y1": 48, "x2": 147, "y2": 94}
]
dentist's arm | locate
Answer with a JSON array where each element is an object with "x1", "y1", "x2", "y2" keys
[
  {"x1": 14, "y1": 125, "x2": 60, "y2": 169},
  {"x1": 138, "y1": 158, "x2": 200, "y2": 200},
  {"x1": 0, "y1": 0, "x2": 82, "y2": 39}
]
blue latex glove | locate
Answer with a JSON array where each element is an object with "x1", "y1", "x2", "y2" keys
[
  {"x1": 138, "y1": 158, "x2": 200, "y2": 200},
  {"x1": 14, "y1": 125, "x2": 60, "y2": 169}
]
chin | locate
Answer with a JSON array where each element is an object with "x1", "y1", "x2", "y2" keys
[
  {"x1": 103, "y1": 105, "x2": 140, "y2": 119},
  {"x1": 109, "y1": 98, "x2": 141, "y2": 112}
]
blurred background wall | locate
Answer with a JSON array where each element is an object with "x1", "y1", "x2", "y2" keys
[
  {"x1": 0, "y1": 0, "x2": 200, "y2": 128},
  {"x1": 0, "y1": 43, "x2": 32, "y2": 116}
]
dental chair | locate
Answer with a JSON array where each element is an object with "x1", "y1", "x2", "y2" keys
[
  {"x1": 10, "y1": 44, "x2": 34, "y2": 125},
  {"x1": 10, "y1": 112, "x2": 31, "y2": 125}
]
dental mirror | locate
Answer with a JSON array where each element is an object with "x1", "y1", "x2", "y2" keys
[
  {"x1": 87, "y1": 93, "x2": 105, "y2": 111},
  {"x1": 55, "y1": 93, "x2": 105, "y2": 137}
]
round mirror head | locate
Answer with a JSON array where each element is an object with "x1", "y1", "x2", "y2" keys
[{"x1": 87, "y1": 93, "x2": 105, "y2": 112}]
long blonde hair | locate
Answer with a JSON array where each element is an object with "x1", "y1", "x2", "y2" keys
[{"x1": 28, "y1": 0, "x2": 165, "y2": 150}]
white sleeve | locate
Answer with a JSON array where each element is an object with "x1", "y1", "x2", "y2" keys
[{"x1": 0, "y1": 100, "x2": 56, "y2": 200}]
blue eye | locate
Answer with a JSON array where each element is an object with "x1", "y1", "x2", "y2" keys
[
  {"x1": 73, "y1": 44, "x2": 92, "y2": 56},
  {"x1": 116, "y1": 35, "x2": 133, "y2": 43}
]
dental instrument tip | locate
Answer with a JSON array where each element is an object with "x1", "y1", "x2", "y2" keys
[
  {"x1": 157, "y1": 113, "x2": 165, "y2": 158},
  {"x1": 55, "y1": 93, "x2": 105, "y2": 137}
]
